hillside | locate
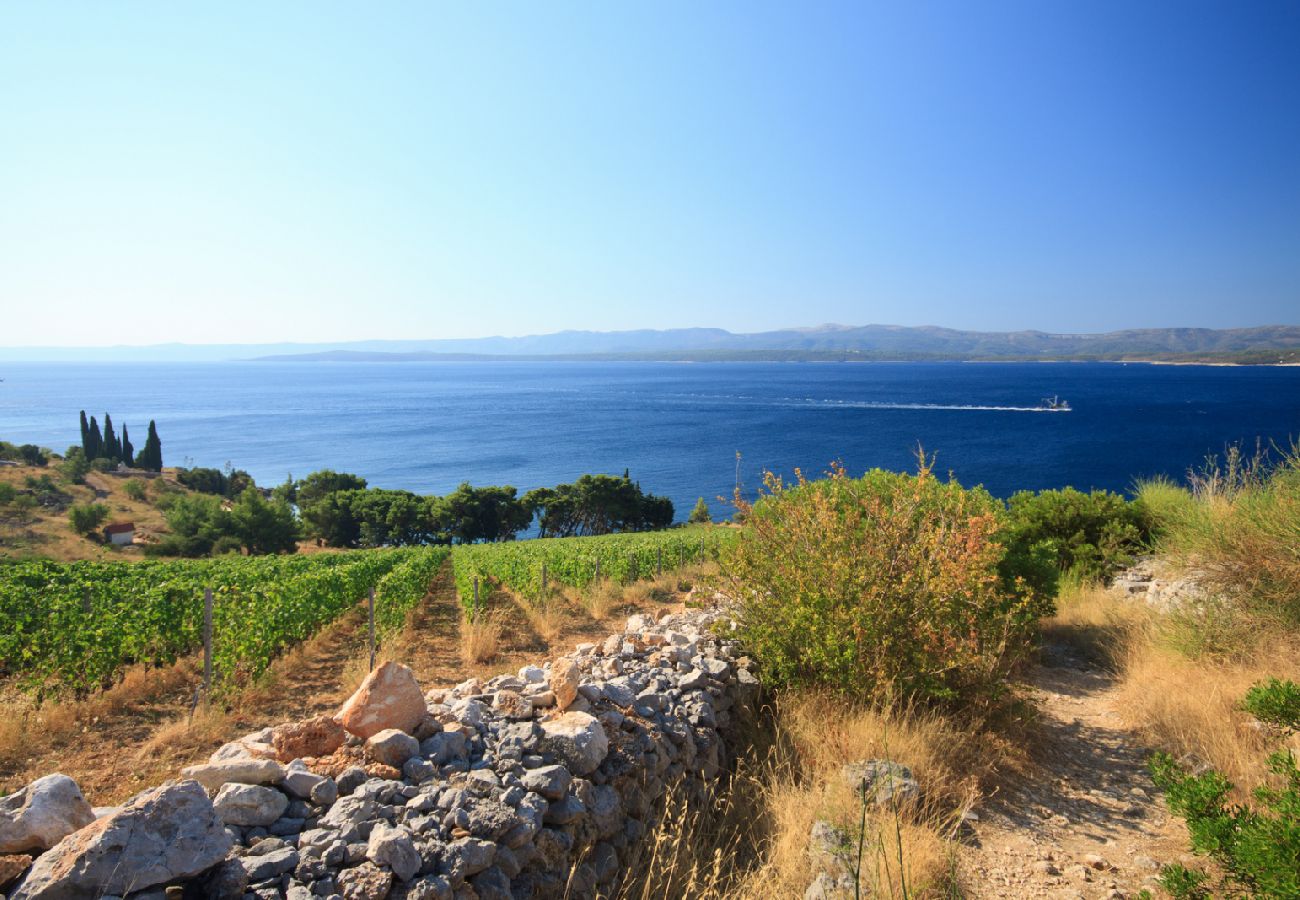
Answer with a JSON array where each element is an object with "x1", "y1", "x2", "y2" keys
[
  {"x1": 0, "y1": 463, "x2": 179, "y2": 561},
  {"x1": 4, "y1": 323, "x2": 1300, "y2": 363}
]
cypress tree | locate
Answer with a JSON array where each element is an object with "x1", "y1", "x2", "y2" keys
[
  {"x1": 79, "y1": 411, "x2": 90, "y2": 456},
  {"x1": 140, "y1": 420, "x2": 163, "y2": 471},
  {"x1": 103, "y1": 413, "x2": 119, "y2": 463},
  {"x1": 121, "y1": 424, "x2": 135, "y2": 468},
  {"x1": 87, "y1": 416, "x2": 103, "y2": 460}
]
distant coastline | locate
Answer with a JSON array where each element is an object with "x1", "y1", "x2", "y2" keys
[{"x1": 3, "y1": 323, "x2": 1299, "y2": 365}]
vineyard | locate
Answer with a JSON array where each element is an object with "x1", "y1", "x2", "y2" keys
[
  {"x1": 0, "y1": 527, "x2": 731, "y2": 699},
  {"x1": 450, "y1": 526, "x2": 733, "y2": 614},
  {"x1": 0, "y1": 547, "x2": 448, "y2": 695}
]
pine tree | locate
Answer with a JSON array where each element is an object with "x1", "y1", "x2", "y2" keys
[
  {"x1": 103, "y1": 413, "x2": 119, "y2": 463},
  {"x1": 688, "y1": 497, "x2": 712, "y2": 524},
  {"x1": 121, "y1": 424, "x2": 135, "y2": 468},
  {"x1": 79, "y1": 411, "x2": 90, "y2": 456},
  {"x1": 87, "y1": 416, "x2": 103, "y2": 460}
]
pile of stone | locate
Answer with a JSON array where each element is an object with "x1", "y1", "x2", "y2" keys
[
  {"x1": 1, "y1": 607, "x2": 757, "y2": 900},
  {"x1": 1110, "y1": 557, "x2": 1207, "y2": 612}
]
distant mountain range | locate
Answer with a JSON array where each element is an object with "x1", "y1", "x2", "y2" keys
[{"x1": 4, "y1": 324, "x2": 1300, "y2": 364}]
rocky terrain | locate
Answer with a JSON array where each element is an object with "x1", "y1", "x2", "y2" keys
[{"x1": 0, "y1": 607, "x2": 756, "y2": 900}]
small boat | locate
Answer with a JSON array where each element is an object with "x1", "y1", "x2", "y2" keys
[{"x1": 1039, "y1": 395, "x2": 1071, "y2": 411}]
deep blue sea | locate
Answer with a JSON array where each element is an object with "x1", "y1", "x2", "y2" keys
[{"x1": 1, "y1": 361, "x2": 1298, "y2": 521}]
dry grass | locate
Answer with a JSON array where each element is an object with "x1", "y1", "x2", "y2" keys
[
  {"x1": 1046, "y1": 579, "x2": 1300, "y2": 800},
  {"x1": 0, "y1": 658, "x2": 199, "y2": 774},
  {"x1": 515, "y1": 592, "x2": 567, "y2": 646},
  {"x1": 576, "y1": 580, "x2": 623, "y2": 621},
  {"x1": 616, "y1": 693, "x2": 1007, "y2": 899},
  {"x1": 460, "y1": 610, "x2": 503, "y2": 665},
  {"x1": 1116, "y1": 632, "x2": 1300, "y2": 793}
]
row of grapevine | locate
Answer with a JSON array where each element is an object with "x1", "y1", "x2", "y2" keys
[
  {"x1": 371, "y1": 547, "x2": 452, "y2": 635},
  {"x1": 0, "y1": 549, "x2": 426, "y2": 695},
  {"x1": 450, "y1": 526, "x2": 734, "y2": 613}
]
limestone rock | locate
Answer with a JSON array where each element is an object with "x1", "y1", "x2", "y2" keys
[
  {"x1": 367, "y1": 822, "x2": 420, "y2": 882},
  {"x1": 338, "y1": 861, "x2": 393, "y2": 900},
  {"x1": 0, "y1": 855, "x2": 31, "y2": 891},
  {"x1": 492, "y1": 690, "x2": 533, "y2": 720},
  {"x1": 539, "y1": 712, "x2": 608, "y2": 775},
  {"x1": 337, "y1": 662, "x2": 427, "y2": 739},
  {"x1": 520, "y1": 765, "x2": 571, "y2": 801},
  {"x1": 0, "y1": 774, "x2": 96, "y2": 855},
  {"x1": 272, "y1": 715, "x2": 346, "y2": 762},
  {"x1": 180, "y1": 758, "x2": 285, "y2": 792},
  {"x1": 10, "y1": 780, "x2": 231, "y2": 900},
  {"x1": 841, "y1": 760, "x2": 920, "y2": 808},
  {"x1": 212, "y1": 783, "x2": 289, "y2": 827},
  {"x1": 366, "y1": 728, "x2": 420, "y2": 768},
  {"x1": 548, "y1": 658, "x2": 580, "y2": 711}
]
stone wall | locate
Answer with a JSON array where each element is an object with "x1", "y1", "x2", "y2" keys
[{"x1": 2, "y1": 606, "x2": 758, "y2": 900}]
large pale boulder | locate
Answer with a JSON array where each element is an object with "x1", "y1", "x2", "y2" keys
[
  {"x1": 547, "y1": 658, "x2": 580, "y2": 711},
  {"x1": 538, "y1": 712, "x2": 608, "y2": 775},
  {"x1": 180, "y1": 758, "x2": 285, "y2": 792},
  {"x1": 10, "y1": 780, "x2": 231, "y2": 900},
  {"x1": 336, "y1": 662, "x2": 426, "y2": 739},
  {"x1": 366, "y1": 729, "x2": 420, "y2": 768},
  {"x1": 0, "y1": 774, "x2": 96, "y2": 855}
]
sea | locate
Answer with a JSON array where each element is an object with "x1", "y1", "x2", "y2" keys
[{"x1": 2, "y1": 361, "x2": 1298, "y2": 521}]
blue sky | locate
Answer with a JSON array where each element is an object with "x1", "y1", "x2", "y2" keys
[{"x1": 2, "y1": 1, "x2": 1297, "y2": 346}]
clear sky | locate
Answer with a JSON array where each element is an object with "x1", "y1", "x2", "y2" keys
[{"x1": 2, "y1": 1, "x2": 1298, "y2": 346}]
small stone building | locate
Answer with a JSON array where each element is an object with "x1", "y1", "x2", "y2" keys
[{"x1": 103, "y1": 522, "x2": 135, "y2": 546}]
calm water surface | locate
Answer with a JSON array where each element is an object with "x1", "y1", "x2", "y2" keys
[{"x1": 2, "y1": 361, "x2": 1298, "y2": 520}]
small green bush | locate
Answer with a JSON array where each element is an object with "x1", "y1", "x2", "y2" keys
[
  {"x1": 67, "y1": 502, "x2": 110, "y2": 535},
  {"x1": 122, "y1": 479, "x2": 147, "y2": 501},
  {"x1": 720, "y1": 460, "x2": 1049, "y2": 707},
  {"x1": 1150, "y1": 678, "x2": 1300, "y2": 898},
  {"x1": 688, "y1": 496, "x2": 712, "y2": 524},
  {"x1": 1001, "y1": 487, "x2": 1149, "y2": 587},
  {"x1": 0, "y1": 482, "x2": 16, "y2": 505}
]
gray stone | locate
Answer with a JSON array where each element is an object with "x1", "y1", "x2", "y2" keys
[
  {"x1": 239, "y1": 846, "x2": 300, "y2": 882},
  {"x1": 181, "y1": 759, "x2": 286, "y2": 793},
  {"x1": 11, "y1": 780, "x2": 232, "y2": 900},
  {"x1": 469, "y1": 865, "x2": 510, "y2": 900},
  {"x1": 310, "y1": 779, "x2": 339, "y2": 807},
  {"x1": 841, "y1": 760, "x2": 920, "y2": 808},
  {"x1": 519, "y1": 765, "x2": 570, "y2": 801},
  {"x1": 337, "y1": 861, "x2": 393, "y2": 900},
  {"x1": 337, "y1": 766, "x2": 369, "y2": 796},
  {"x1": 367, "y1": 823, "x2": 421, "y2": 882},
  {"x1": 368, "y1": 729, "x2": 421, "y2": 769},
  {"x1": 320, "y1": 795, "x2": 377, "y2": 829},
  {"x1": 538, "y1": 712, "x2": 608, "y2": 776},
  {"x1": 0, "y1": 774, "x2": 96, "y2": 855},
  {"x1": 400, "y1": 875, "x2": 451, "y2": 900},
  {"x1": 281, "y1": 769, "x2": 327, "y2": 800},
  {"x1": 214, "y1": 784, "x2": 290, "y2": 827}
]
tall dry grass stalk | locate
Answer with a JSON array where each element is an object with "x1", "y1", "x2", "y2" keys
[
  {"x1": 460, "y1": 611, "x2": 502, "y2": 665},
  {"x1": 615, "y1": 693, "x2": 1000, "y2": 898},
  {"x1": 0, "y1": 658, "x2": 199, "y2": 771}
]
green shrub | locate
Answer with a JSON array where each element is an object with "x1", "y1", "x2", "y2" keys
[
  {"x1": 122, "y1": 479, "x2": 147, "y2": 501},
  {"x1": 58, "y1": 448, "x2": 90, "y2": 485},
  {"x1": 1001, "y1": 487, "x2": 1149, "y2": 587},
  {"x1": 67, "y1": 502, "x2": 110, "y2": 535},
  {"x1": 719, "y1": 460, "x2": 1049, "y2": 707},
  {"x1": 1150, "y1": 678, "x2": 1300, "y2": 898},
  {"x1": 688, "y1": 496, "x2": 712, "y2": 524},
  {"x1": 0, "y1": 483, "x2": 16, "y2": 505}
]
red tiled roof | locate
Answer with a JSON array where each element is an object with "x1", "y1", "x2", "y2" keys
[{"x1": 104, "y1": 522, "x2": 135, "y2": 534}]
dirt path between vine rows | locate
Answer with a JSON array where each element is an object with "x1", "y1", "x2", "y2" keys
[
  {"x1": 1, "y1": 562, "x2": 676, "y2": 805},
  {"x1": 959, "y1": 645, "x2": 1192, "y2": 898}
]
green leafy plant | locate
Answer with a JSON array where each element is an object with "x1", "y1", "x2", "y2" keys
[
  {"x1": 1000, "y1": 487, "x2": 1149, "y2": 590},
  {"x1": 1149, "y1": 678, "x2": 1300, "y2": 898},
  {"x1": 67, "y1": 502, "x2": 109, "y2": 535},
  {"x1": 719, "y1": 458, "x2": 1050, "y2": 707}
]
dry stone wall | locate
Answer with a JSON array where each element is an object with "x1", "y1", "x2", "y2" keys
[{"x1": 1, "y1": 607, "x2": 758, "y2": 900}]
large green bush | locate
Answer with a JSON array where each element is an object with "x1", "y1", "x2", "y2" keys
[
  {"x1": 1000, "y1": 487, "x2": 1149, "y2": 590},
  {"x1": 719, "y1": 462, "x2": 1050, "y2": 707}
]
